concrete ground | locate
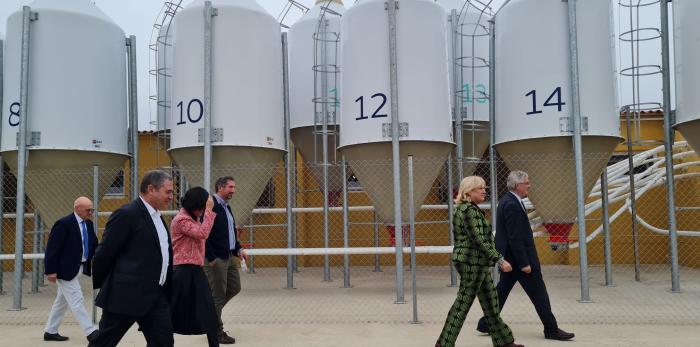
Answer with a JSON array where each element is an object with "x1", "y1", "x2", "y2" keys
[
  {"x1": 1, "y1": 264, "x2": 699, "y2": 346},
  {"x1": 0, "y1": 322, "x2": 698, "y2": 346}
]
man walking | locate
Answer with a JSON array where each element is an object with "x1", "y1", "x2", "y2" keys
[
  {"x1": 90, "y1": 170, "x2": 174, "y2": 347},
  {"x1": 477, "y1": 171, "x2": 574, "y2": 341},
  {"x1": 205, "y1": 176, "x2": 247, "y2": 344},
  {"x1": 43, "y1": 197, "x2": 99, "y2": 343}
]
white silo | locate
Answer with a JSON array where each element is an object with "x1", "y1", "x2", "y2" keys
[
  {"x1": 438, "y1": 0, "x2": 491, "y2": 173},
  {"x1": 156, "y1": 23, "x2": 174, "y2": 133},
  {"x1": 673, "y1": 0, "x2": 700, "y2": 156},
  {"x1": 495, "y1": 0, "x2": 622, "y2": 249},
  {"x1": 288, "y1": 0, "x2": 345, "y2": 205},
  {"x1": 340, "y1": 0, "x2": 454, "y2": 228},
  {"x1": 169, "y1": 0, "x2": 285, "y2": 224},
  {"x1": 1, "y1": 0, "x2": 129, "y2": 225}
]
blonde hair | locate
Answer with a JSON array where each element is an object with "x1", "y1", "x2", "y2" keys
[{"x1": 454, "y1": 176, "x2": 486, "y2": 204}]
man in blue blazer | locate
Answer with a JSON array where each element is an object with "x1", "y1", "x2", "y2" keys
[
  {"x1": 205, "y1": 176, "x2": 246, "y2": 344},
  {"x1": 43, "y1": 196, "x2": 99, "y2": 343},
  {"x1": 477, "y1": 171, "x2": 574, "y2": 341}
]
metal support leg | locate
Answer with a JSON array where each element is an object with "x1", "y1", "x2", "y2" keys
[
  {"x1": 342, "y1": 157, "x2": 351, "y2": 288},
  {"x1": 373, "y1": 213, "x2": 381, "y2": 272},
  {"x1": 92, "y1": 165, "x2": 100, "y2": 323},
  {"x1": 248, "y1": 217, "x2": 255, "y2": 274},
  {"x1": 408, "y1": 156, "x2": 420, "y2": 324},
  {"x1": 601, "y1": 170, "x2": 613, "y2": 287}
]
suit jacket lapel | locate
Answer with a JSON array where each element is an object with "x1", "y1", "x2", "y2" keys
[{"x1": 135, "y1": 198, "x2": 163, "y2": 257}]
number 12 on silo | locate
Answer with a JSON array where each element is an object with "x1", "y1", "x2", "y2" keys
[{"x1": 525, "y1": 87, "x2": 565, "y2": 115}]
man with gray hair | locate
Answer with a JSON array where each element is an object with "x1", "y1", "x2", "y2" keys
[
  {"x1": 90, "y1": 170, "x2": 175, "y2": 347},
  {"x1": 476, "y1": 171, "x2": 574, "y2": 341}
]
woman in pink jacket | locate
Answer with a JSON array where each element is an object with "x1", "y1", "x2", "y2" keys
[{"x1": 170, "y1": 186, "x2": 219, "y2": 347}]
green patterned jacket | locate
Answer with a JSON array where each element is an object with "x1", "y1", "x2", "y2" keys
[{"x1": 451, "y1": 202, "x2": 502, "y2": 266}]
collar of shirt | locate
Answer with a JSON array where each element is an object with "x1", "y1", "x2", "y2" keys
[
  {"x1": 140, "y1": 196, "x2": 161, "y2": 218},
  {"x1": 74, "y1": 212, "x2": 85, "y2": 225},
  {"x1": 213, "y1": 194, "x2": 228, "y2": 207}
]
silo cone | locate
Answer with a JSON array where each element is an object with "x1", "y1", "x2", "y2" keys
[
  {"x1": 170, "y1": 147, "x2": 282, "y2": 226},
  {"x1": 4, "y1": 151, "x2": 126, "y2": 226},
  {"x1": 495, "y1": 136, "x2": 619, "y2": 250}
]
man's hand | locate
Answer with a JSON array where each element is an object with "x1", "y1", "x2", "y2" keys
[
  {"x1": 521, "y1": 265, "x2": 532, "y2": 274},
  {"x1": 208, "y1": 259, "x2": 216, "y2": 267},
  {"x1": 239, "y1": 249, "x2": 248, "y2": 262},
  {"x1": 500, "y1": 260, "x2": 513, "y2": 273},
  {"x1": 47, "y1": 273, "x2": 57, "y2": 283}
]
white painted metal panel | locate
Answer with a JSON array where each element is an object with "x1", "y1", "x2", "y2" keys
[
  {"x1": 339, "y1": 0, "x2": 453, "y2": 148},
  {"x1": 1, "y1": 0, "x2": 128, "y2": 155},
  {"x1": 495, "y1": 0, "x2": 619, "y2": 145},
  {"x1": 169, "y1": 0, "x2": 285, "y2": 152},
  {"x1": 673, "y1": 0, "x2": 700, "y2": 154},
  {"x1": 288, "y1": 0, "x2": 344, "y2": 130}
]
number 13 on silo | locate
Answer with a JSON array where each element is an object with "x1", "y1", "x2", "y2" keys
[{"x1": 525, "y1": 87, "x2": 565, "y2": 115}]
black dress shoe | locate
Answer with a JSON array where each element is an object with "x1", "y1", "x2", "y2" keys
[
  {"x1": 476, "y1": 317, "x2": 489, "y2": 334},
  {"x1": 86, "y1": 330, "x2": 99, "y2": 343},
  {"x1": 44, "y1": 332, "x2": 69, "y2": 341},
  {"x1": 218, "y1": 330, "x2": 236, "y2": 344},
  {"x1": 545, "y1": 328, "x2": 575, "y2": 341}
]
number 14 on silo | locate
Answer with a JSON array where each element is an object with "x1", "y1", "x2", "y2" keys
[{"x1": 525, "y1": 87, "x2": 565, "y2": 115}]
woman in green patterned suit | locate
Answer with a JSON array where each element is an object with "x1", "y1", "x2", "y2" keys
[{"x1": 436, "y1": 176, "x2": 524, "y2": 347}]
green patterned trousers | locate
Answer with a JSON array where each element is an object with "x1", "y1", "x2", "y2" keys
[{"x1": 437, "y1": 263, "x2": 514, "y2": 347}]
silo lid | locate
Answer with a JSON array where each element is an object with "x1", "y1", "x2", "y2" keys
[{"x1": 27, "y1": 0, "x2": 119, "y2": 25}]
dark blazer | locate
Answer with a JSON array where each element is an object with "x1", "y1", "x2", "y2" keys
[
  {"x1": 205, "y1": 195, "x2": 241, "y2": 262},
  {"x1": 44, "y1": 213, "x2": 98, "y2": 280},
  {"x1": 495, "y1": 192, "x2": 541, "y2": 271},
  {"x1": 92, "y1": 198, "x2": 173, "y2": 317}
]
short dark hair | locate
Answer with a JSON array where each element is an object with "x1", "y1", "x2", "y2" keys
[
  {"x1": 140, "y1": 170, "x2": 172, "y2": 194},
  {"x1": 181, "y1": 186, "x2": 209, "y2": 218},
  {"x1": 215, "y1": 176, "x2": 235, "y2": 192}
]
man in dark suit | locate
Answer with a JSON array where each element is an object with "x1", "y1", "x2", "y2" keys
[
  {"x1": 477, "y1": 171, "x2": 574, "y2": 341},
  {"x1": 205, "y1": 176, "x2": 247, "y2": 344},
  {"x1": 89, "y1": 170, "x2": 174, "y2": 347},
  {"x1": 43, "y1": 196, "x2": 99, "y2": 343}
]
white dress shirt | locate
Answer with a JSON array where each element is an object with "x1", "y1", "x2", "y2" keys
[
  {"x1": 73, "y1": 213, "x2": 87, "y2": 263},
  {"x1": 140, "y1": 196, "x2": 170, "y2": 286},
  {"x1": 214, "y1": 194, "x2": 236, "y2": 251}
]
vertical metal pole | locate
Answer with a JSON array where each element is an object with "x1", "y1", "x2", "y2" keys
[
  {"x1": 248, "y1": 217, "x2": 255, "y2": 274},
  {"x1": 292, "y1": 145, "x2": 299, "y2": 273},
  {"x1": 660, "y1": 0, "x2": 680, "y2": 293},
  {"x1": 624, "y1": 108, "x2": 641, "y2": 282},
  {"x1": 0, "y1": 38, "x2": 4, "y2": 294},
  {"x1": 203, "y1": 1, "x2": 215, "y2": 192},
  {"x1": 92, "y1": 165, "x2": 99, "y2": 323},
  {"x1": 488, "y1": 19, "x2": 498, "y2": 230},
  {"x1": 408, "y1": 156, "x2": 419, "y2": 323},
  {"x1": 127, "y1": 36, "x2": 139, "y2": 200},
  {"x1": 373, "y1": 212, "x2": 381, "y2": 272},
  {"x1": 446, "y1": 156, "x2": 457, "y2": 287},
  {"x1": 601, "y1": 170, "x2": 613, "y2": 287},
  {"x1": 0, "y1": 155, "x2": 4, "y2": 294},
  {"x1": 31, "y1": 213, "x2": 39, "y2": 293},
  {"x1": 37, "y1": 213, "x2": 44, "y2": 287},
  {"x1": 567, "y1": 0, "x2": 591, "y2": 302},
  {"x1": 451, "y1": 10, "x2": 464, "y2": 184},
  {"x1": 282, "y1": 33, "x2": 294, "y2": 289},
  {"x1": 342, "y1": 156, "x2": 351, "y2": 288},
  {"x1": 320, "y1": 17, "x2": 332, "y2": 283},
  {"x1": 386, "y1": 0, "x2": 405, "y2": 304},
  {"x1": 12, "y1": 6, "x2": 34, "y2": 311}
]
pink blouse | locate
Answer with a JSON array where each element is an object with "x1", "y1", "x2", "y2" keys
[{"x1": 170, "y1": 209, "x2": 216, "y2": 266}]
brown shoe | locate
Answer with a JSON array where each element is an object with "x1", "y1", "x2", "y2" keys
[{"x1": 218, "y1": 331, "x2": 236, "y2": 344}]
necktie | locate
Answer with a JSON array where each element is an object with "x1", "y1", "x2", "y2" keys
[
  {"x1": 81, "y1": 221, "x2": 89, "y2": 259},
  {"x1": 520, "y1": 200, "x2": 527, "y2": 213}
]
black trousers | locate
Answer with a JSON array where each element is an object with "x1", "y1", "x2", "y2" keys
[
  {"x1": 89, "y1": 291, "x2": 174, "y2": 347},
  {"x1": 478, "y1": 268, "x2": 559, "y2": 333}
]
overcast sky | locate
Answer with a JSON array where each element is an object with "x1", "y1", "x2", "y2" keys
[{"x1": 0, "y1": 0, "x2": 668, "y2": 130}]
